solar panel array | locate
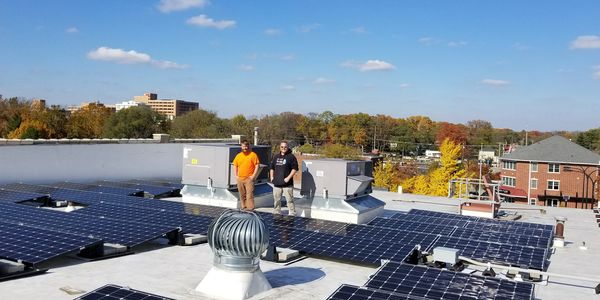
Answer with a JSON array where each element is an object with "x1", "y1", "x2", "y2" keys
[
  {"x1": 363, "y1": 261, "x2": 534, "y2": 300},
  {"x1": 0, "y1": 220, "x2": 102, "y2": 265},
  {"x1": 94, "y1": 180, "x2": 178, "y2": 197},
  {"x1": 0, "y1": 179, "x2": 550, "y2": 300},
  {"x1": 75, "y1": 284, "x2": 173, "y2": 300},
  {"x1": 375, "y1": 208, "x2": 553, "y2": 270}
]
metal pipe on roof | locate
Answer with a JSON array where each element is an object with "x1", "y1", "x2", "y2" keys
[{"x1": 458, "y1": 255, "x2": 600, "y2": 284}]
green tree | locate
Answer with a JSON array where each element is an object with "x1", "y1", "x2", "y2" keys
[
  {"x1": 104, "y1": 106, "x2": 167, "y2": 138},
  {"x1": 169, "y1": 109, "x2": 229, "y2": 138}
]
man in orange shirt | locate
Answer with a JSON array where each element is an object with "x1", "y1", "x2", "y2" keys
[{"x1": 233, "y1": 140, "x2": 260, "y2": 210}]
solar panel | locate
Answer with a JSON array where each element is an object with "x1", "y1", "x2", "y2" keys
[
  {"x1": 389, "y1": 214, "x2": 470, "y2": 227},
  {"x1": 286, "y1": 231, "x2": 417, "y2": 265},
  {"x1": 462, "y1": 222, "x2": 553, "y2": 239},
  {"x1": 406, "y1": 208, "x2": 480, "y2": 221},
  {"x1": 126, "y1": 179, "x2": 184, "y2": 190},
  {"x1": 0, "y1": 189, "x2": 48, "y2": 203},
  {"x1": 429, "y1": 236, "x2": 547, "y2": 270},
  {"x1": 451, "y1": 227, "x2": 551, "y2": 249},
  {"x1": 48, "y1": 182, "x2": 144, "y2": 197},
  {"x1": 94, "y1": 180, "x2": 178, "y2": 197},
  {"x1": 0, "y1": 203, "x2": 178, "y2": 247},
  {"x1": 327, "y1": 285, "x2": 417, "y2": 300},
  {"x1": 365, "y1": 261, "x2": 535, "y2": 300},
  {"x1": 0, "y1": 220, "x2": 102, "y2": 265},
  {"x1": 75, "y1": 284, "x2": 173, "y2": 300},
  {"x1": 71, "y1": 202, "x2": 162, "y2": 221},
  {"x1": 136, "y1": 210, "x2": 214, "y2": 235},
  {"x1": 368, "y1": 217, "x2": 457, "y2": 236},
  {"x1": 338, "y1": 225, "x2": 439, "y2": 248}
]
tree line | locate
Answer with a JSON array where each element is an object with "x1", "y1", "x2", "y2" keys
[{"x1": 2, "y1": 95, "x2": 598, "y2": 156}]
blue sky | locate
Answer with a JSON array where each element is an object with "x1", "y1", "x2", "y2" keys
[{"x1": 1, "y1": 0, "x2": 599, "y2": 131}]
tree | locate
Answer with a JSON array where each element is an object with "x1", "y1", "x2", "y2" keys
[
  {"x1": 426, "y1": 138, "x2": 468, "y2": 196},
  {"x1": 67, "y1": 103, "x2": 113, "y2": 138},
  {"x1": 373, "y1": 160, "x2": 400, "y2": 191},
  {"x1": 576, "y1": 128, "x2": 600, "y2": 152},
  {"x1": 104, "y1": 106, "x2": 167, "y2": 138},
  {"x1": 169, "y1": 109, "x2": 228, "y2": 138},
  {"x1": 466, "y1": 119, "x2": 493, "y2": 145},
  {"x1": 436, "y1": 122, "x2": 468, "y2": 145}
]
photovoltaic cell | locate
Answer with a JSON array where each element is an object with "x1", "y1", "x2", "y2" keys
[
  {"x1": 94, "y1": 180, "x2": 178, "y2": 197},
  {"x1": 286, "y1": 232, "x2": 417, "y2": 265},
  {"x1": 75, "y1": 284, "x2": 173, "y2": 300},
  {"x1": 327, "y1": 285, "x2": 417, "y2": 300},
  {"x1": 48, "y1": 181, "x2": 144, "y2": 197},
  {"x1": 451, "y1": 227, "x2": 551, "y2": 249},
  {"x1": 430, "y1": 236, "x2": 547, "y2": 270},
  {"x1": 0, "y1": 220, "x2": 102, "y2": 265},
  {"x1": 0, "y1": 189, "x2": 48, "y2": 203},
  {"x1": 0, "y1": 202, "x2": 178, "y2": 247},
  {"x1": 368, "y1": 217, "x2": 457, "y2": 236},
  {"x1": 338, "y1": 225, "x2": 439, "y2": 248},
  {"x1": 389, "y1": 214, "x2": 470, "y2": 227},
  {"x1": 136, "y1": 210, "x2": 214, "y2": 235},
  {"x1": 365, "y1": 261, "x2": 534, "y2": 300}
]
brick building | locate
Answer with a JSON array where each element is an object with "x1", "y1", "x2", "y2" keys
[{"x1": 499, "y1": 136, "x2": 600, "y2": 209}]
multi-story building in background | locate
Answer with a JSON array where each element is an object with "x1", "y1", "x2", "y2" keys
[
  {"x1": 132, "y1": 93, "x2": 198, "y2": 120},
  {"x1": 499, "y1": 135, "x2": 600, "y2": 209},
  {"x1": 66, "y1": 101, "x2": 115, "y2": 114}
]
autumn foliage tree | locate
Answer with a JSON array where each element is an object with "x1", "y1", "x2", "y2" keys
[
  {"x1": 401, "y1": 138, "x2": 468, "y2": 196},
  {"x1": 373, "y1": 160, "x2": 400, "y2": 191},
  {"x1": 67, "y1": 103, "x2": 113, "y2": 138}
]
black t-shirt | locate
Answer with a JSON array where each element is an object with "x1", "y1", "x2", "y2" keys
[{"x1": 270, "y1": 150, "x2": 299, "y2": 187}]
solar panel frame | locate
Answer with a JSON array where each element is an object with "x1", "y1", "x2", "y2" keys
[
  {"x1": 0, "y1": 220, "x2": 103, "y2": 265},
  {"x1": 75, "y1": 284, "x2": 174, "y2": 300},
  {"x1": 94, "y1": 180, "x2": 178, "y2": 197},
  {"x1": 48, "y1": 181, "x2": 144, "y2": 197},
  {"x1": 0, "y1": 189, "x2": 49, "y2": 203},
  {"x1": 364, "y1": 261, "x2": 535, "y2": 300},
  {"x1": 429, "y1": 236, "x2": 548, "y2": 270},
  {"x1": 327, "y1": 285, "x2": 418, "y2": 300}
]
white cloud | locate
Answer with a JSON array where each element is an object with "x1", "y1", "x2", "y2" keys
[
  {"x1": 447, "y1": 41, "x2": 467, "y2": 48},
  {"x1": 87, "y1": 47, "x2": 151, "y2": 64},
  {"x1": 350, "y1": 26, "x2": 368, "y2": 34},
  {"x1": 399, "y1": 83, "x2": 411, "y2": 89},
  {"x1": 570, "y1": 35, "x2": 600, "y2": 49},
  {"x1": 297, "y1": 23, "x2": 320, "y2": 33},
  {"x1": 593, "y1": 66, "x2": 600, "y2": 80},
  {"x1": 152, "y1": 60, "x2": 188, "y2": 69},
  {"x1": 341, "y1": 60, "x2": 395, "y2": 72},
  {"x1": 187, "y1": 15, "x2": 236, "y2": 30},
  {"x1": 264, "y1": 28, "x2": 282, "y2": 36},
  {"x1": 280, "y1": 54, "x2": 295, "y2": 61},
  {"x1": 239, "y1": 64, "x2": 254, "y2": 71},
  {"x1": 360, "y1": 60, "x2": 395, "y2": 72},
  {"x1": 87, "y1": 47, "x2": 187, "y2": 69},
  {"x1": 66, "y1": 27, "x2": 79, "y2": 33},
  {"x1": 157, "y1": 0, "x2": 209, "y2": 13},
  {"x1": 481, "y1": 78, "x2": 509, "y2": 86},
  {"x1": 418, "y1": 37, "x2": 440, "y2": 46},
  {"x1": 314, "y1": 77, "x2": 335, "y2": 84},
  {"x1": 280, "y1": 85, "x2": 295, "y2": 91}
]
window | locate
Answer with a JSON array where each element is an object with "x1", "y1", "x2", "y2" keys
[
  {"x1": 531, "y1": 162, "x2": 538, "y2": 172},
  {"x1": 548, "y1": 163, "x2": 560, "y2": 173},
  {"x1": 503, "y1": 161, "x2": 516, "y2": 170},
  {"x1": 530, "y1": 179, "x2": 538, "y2": 189},
  {"x1": 502, "y1": 176, "x2": 516, "y2": 187},
  {"x1": 547, "y1": 180, "x2": 560, "y2": 190}
]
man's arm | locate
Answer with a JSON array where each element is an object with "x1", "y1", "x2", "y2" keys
[
  {"x1": 270, "y1": 169, "x2": 274, "y2": 182},
  {"x1": 250, "y1": 153, "x2": 260, "y2": 180},
  {"x1": 284, "y1": 156, "x2": 299, "y2": 183},
  {"x1": 284, "y1": 169, "x2": 297, "y2": 183}
]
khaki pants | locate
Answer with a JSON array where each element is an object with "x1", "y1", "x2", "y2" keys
[
  {"x1": 273, "y1": 186, "x2": 295, "y2": 216},
  {"x1": 237, "y1": 177, "x2": 255, "y2": 210}
]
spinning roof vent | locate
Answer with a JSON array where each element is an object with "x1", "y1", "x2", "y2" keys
[
  {"x1": 208, "y1": 210, "x2": 269, "y2": 271},
  {"x1": 196, "y1": 210, "x2": 272, "y2": 300}
]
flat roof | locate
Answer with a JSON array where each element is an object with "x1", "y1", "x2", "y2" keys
[{"x1": 1, "y1": 191, "x2": 599, "y2": 300}]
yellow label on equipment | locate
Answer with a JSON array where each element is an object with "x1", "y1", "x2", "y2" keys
[{"x1": 191, "y1": 159, "x2": 198, "y2": 165}]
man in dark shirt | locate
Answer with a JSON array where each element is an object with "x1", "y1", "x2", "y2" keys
[{"x1": 270, "y1": 141, "x2": 299, "y2": 215}]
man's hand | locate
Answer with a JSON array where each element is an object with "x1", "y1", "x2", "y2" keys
[{"x1": 283, "y1": 177, "x2": 290, "y2": 183}]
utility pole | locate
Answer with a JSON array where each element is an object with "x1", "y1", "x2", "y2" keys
[{"x1": 525, "y1": 131, "x2": 528, "y2": 145}]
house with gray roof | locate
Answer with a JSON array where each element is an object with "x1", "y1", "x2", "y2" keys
[{"x1": 499, "y1": 135, "x2": 600, "y2": 208}]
